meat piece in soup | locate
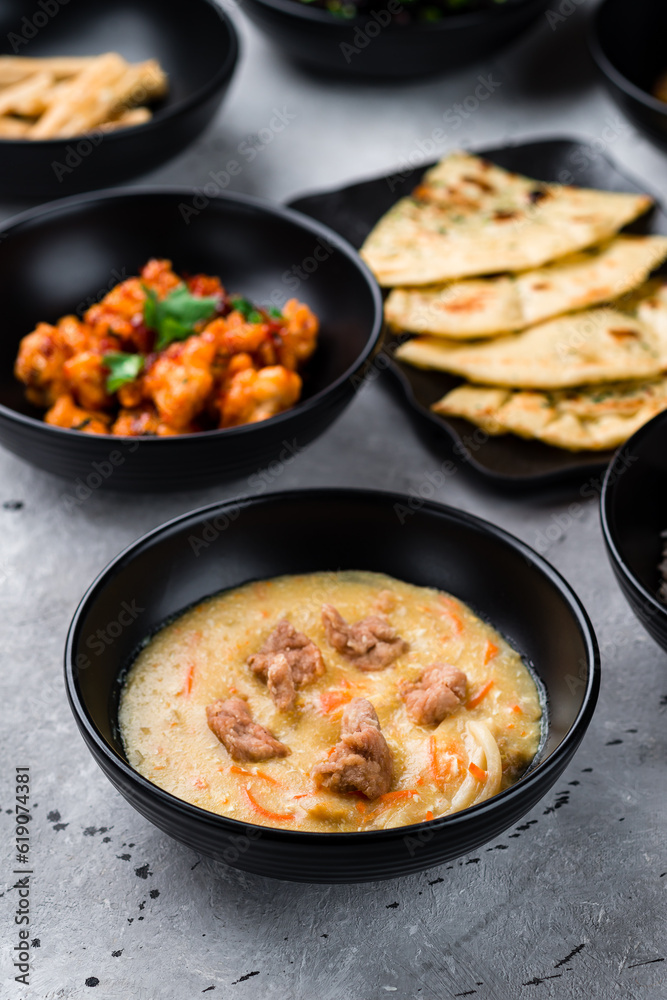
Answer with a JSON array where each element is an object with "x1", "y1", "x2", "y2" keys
[
  {"x1": 312, "y1": 698, "x2": 393, "y2": 799},
  {"x1": 321, "y1": 604, "x2": 408, "y2": 670},
  {"x1": 206, "y1": 697, "x2": 290, "y2": 761},
  {"x1": 266, "y1": 653, "x2": 296, "y2": 711},
  {"x1": 248, "y1": 618, "x2": 325, "y2": 692},
  {"x1": 402, "y1": 663, "x2": 468, "y2": 726}
]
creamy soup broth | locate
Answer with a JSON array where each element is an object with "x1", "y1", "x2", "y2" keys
[{"x1": 120, "y1": 571, "x2": 542, "y2": 832}]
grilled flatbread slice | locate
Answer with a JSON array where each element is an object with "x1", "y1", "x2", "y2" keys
[
  {"x1": 432, "y1": 378, "x2": 667, "y2": 451},
  {"x1": 384, "y1": 235, "x2": 667, "y2": 338},
  {"x1": 637, "y1": 280, "x2": 667, "y2": 339},
  {"x1": 361, "y1": 152, "x2": 653, "y2": 286},
  {"x1": 395, "y1": 285, "x2": 667, "y2": 389}
]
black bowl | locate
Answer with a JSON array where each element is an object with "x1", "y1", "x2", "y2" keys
[
  {"x1": 0, "y1": 0, "x2": 238, "y2": 199},
  {"x1": 239, "y1": 0, "x2": 550, "y2": 79},
  {"x1": 589, "y1": 0, "x2": 667, "y2": 150},
  {"x1": 601, "y1": 411, "x2": 667, "y2": 653},
  {"x1": 0, "y1": 188, "x2": 383, "y2": 492},
  {"x1": 65, "y1": 488, "x2": 600, "y2": 883}
]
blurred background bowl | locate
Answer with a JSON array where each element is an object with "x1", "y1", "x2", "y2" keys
[
  {"x1": 589, "y1": 0, "x2": 667, "y2": 151},
  {"x1": 601, "y1": 409, "x2": 667, "y2": 653},
  {"x1": 65, "y1": 488, "x2": 600, "y2": 883},
  {"x1": 0, "y1": 188, "x2": 383, "y2": 491},
  {"x1": 0, "y1": 0, "x2": 239, "y2": 199},
  {"x1": 239, "y1": 0, "x2": 550, "y2": 79}
]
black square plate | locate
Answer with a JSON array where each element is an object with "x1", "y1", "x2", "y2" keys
[{"x1": 287, "y1": 138, "x2": 667, "y2": 486}]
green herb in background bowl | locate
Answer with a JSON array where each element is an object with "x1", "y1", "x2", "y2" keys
[{"x1": 296, "y1": 0, "x2": 509, "y2": 23}]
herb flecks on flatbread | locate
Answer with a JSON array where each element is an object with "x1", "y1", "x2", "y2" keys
[
  {"x1": 384, "y1": 235, "x2": 667, "y2": 338},
  {"x1": 432, "y1": 377, "x2": 667, "y2": 451},
  {"x1": 395, "y1": 284, "x2": 667, "y2": 390},
  {"x1": 361, "y1": 152, "x2": 653, "y2": 287}
]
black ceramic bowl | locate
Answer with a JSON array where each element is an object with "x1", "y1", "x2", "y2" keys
[
  {"x1": 65, "y1": 489, "x2": 600, "y2": 883},
  {"x1": 239, "y1": 0, "x2": 550, "y2": 79},
  {"x1": 601, "y1": 411, "x2": 667, "y2": 653},
  {"x1": 0, "y1": 0, "x2": 238, "y2": 199},
  {"x1": 0, "y1": 188, "x2": 382, "y2": 492},
  {"x1": 589, "y1": 0, "x2": 667, "y2": 150}
]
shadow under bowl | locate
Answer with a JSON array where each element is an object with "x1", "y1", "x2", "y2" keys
[
  {"x1": 589, "y1": 0, "x2": 667, "y2": 150},
  {"x1": 0, "y1": 0, "x2": 238, "y2": 199},
  {"x1": 601, "y1": 409, "x2": 667, "y2": 653},
  {"x1": 239, "y1": 0, "x2": 550, "y2": 79},
  {"x1": 65, "y1": 488, "x2": 600, "y2": 883}
]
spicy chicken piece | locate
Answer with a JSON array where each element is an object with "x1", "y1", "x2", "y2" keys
[
  {"x1": 402, "y1": 664, "x2": 468, "y2": 726},
  {"x1": 276, "y1": 298, "x2": 319, "y2": 370},
  {"x1": 220, "y1": 365, "x2": 301, "y2": 428},
  {"x1": 186, "y1": 272, "x2": 225, "y2": 300},
  {"x1": 63, "y1": 349, "x2": 112, "y2": 411},
  {"x1": 321, "y1": 605, "x2": 408, "y2": 671},
  {"x1": 312, "y1": 697, "x2": 393, "y2": 799},
  {"x1": 206, "y1": 697, "x2": 290, "y2": 762},
  {"x1": 143, "y1": 332, "x2": 216, "y2": 431},
  {"x1": 116, "y1": 375, "x2": 146, "y2": 410},
  {"x1": 221, "y1": 351, "x2": 255, "y2": 383},
  {"x1": 57, "y1": 315, "x2": 90, "y2": 355},
  {"x1": 253, "y1": 336, "x2": 280, "y2": 369},
  {"x1": 208, "y1": 352, "x2": 253, "y2": 423},
  {"x1": 206, "y1": 314, "x2": 269, "y2": 357},
  {"x1": 266, "y1": 653, "x2": 297, "y2": 711},
  {"x1": 83, "y1": 260, "x2": 181, "y2": 349},
  {"x1": 85, "y1": 276, "x2": 146, "y2": 344},
  {"x1": 141, "y1": 258, "x2": 185, "y2": 298},
  {"x1": 248, "y1": 618, "x2": 325, "y2": 704},
  {"x1": 44, "y1": 394, "x2": 111, "y2": 434},
  {"x1": 15, "y1": 321, "x2": 70, "y2": 406},
  {"x1": 111, "y1": 404, "x2": 192, "y2": 437},
  {"x1": 111, "y1": 404, "x2": 160, "y2": 436}
]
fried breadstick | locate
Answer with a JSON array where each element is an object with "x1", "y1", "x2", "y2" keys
[
  {"x1": 29, "y1": 52, "x2": 127, "y2": 139},
  {"x1": 0, "y1": 116, "x2": 30, "y2": 137},
  {"x1": 98, "y1": 106, "x2": 152, "y2": 132},
  {"x1": 30, "y1": 56, "x2": 167, "y2": 138},
  {"x1": 0, "y1": 55, "x2": 95, "y2": 86},
  {"x1": 0, "y1": 71, "x2": 54, "y2": 117}
]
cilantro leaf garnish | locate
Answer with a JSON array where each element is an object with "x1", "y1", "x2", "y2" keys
[
  {"x1": 143, "y1": 284, "x2": 219, "y2": 351},
  {"x1": 103, "y1": 352, "x2": 144, "y2": 393},
  {"x1": 267, "y1": 306, "x2": 283, "y2": 319},
  {"x1": 230, "y1": 295, "x2": 264, "y2": 324}
]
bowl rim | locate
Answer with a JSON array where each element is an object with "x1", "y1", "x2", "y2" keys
[
  {"x1": 0, "y1": 0, "x2": 239, "y2": 147},
  {"x1": 589, "y1": 0, "x2": 667, "y2": 118},
  {"x1": 0, "y1": 186, "x2": 384, "y2": 444},
  {"x1": 64, "y1": 486, "x2": 601, "y2": 844},
  {"x1": 600, "y1": 409, "x2": 667, "y2": 622},
  {"x1": 241, "y1": 0, "x2": 546, "y2": 30}
]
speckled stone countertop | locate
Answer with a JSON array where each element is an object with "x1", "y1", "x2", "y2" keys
[{"x1": 1, "y1": 3, "x2": 666, "y2": 998}]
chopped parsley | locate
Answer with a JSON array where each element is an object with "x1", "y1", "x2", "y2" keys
[
  {"x1": 103, "y1": 351, "x2": 144, "y2": 393},
  {"x1": 230, "y1": 296, "x2": 264, "y2": 324},
  {"x1": 143, "y1": 284, "x2": 219, "y2": 351}
]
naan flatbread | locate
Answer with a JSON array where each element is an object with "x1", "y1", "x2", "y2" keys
[
  {"x1": 395, "y1": 285, "x2": 667, "y2": 389},
  {"x1": 637, "y1": 280, "x2": 667, "y2": 338},
  {"x1": 361, "y1": 152, "x2": 653, "y2": 286},
  {"x1": 432, "y1": 378, "x2": 667, "y2": 451},
  {"x1": 384, "y1": 235, "x2": 667, "y2": 338}
]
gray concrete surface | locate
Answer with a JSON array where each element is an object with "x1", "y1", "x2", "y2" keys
[{"x1": 1, "y1": 2, "x2": 666, "y2": 997}]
